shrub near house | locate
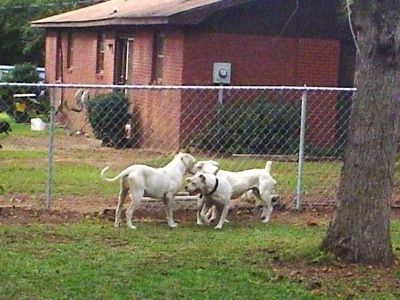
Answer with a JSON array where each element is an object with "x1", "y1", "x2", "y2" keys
[
  {"x1": 197, "y1": 97, "x2": 301, "y2": 155},
  {"x1": 86, "y1": 92, "x2": 137, "y2": 149}
]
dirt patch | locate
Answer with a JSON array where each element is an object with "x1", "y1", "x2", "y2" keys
[{"x1": 0, "y1": 199, "x2": 336, "y2": 226}]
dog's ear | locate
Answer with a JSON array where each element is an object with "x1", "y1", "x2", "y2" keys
[
  {"x1": 185, "y1": 176, "x2": 193, "y2": 182},
  {"x1": 199, "y1": 174, "x2": 206, "y2": 183},
  {"x1": 210, "y1": 160, "x2": 219, "y2": 166},
  {"x1": 196, "y1": 162, "x2": 204, "y2": 170},
  {"x1": 181, "y1": 153, "x2": 195, "y2": 166}
]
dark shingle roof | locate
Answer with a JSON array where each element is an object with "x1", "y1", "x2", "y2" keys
[{"x1": 32, "y1": 0, "x2": 251, "y2": 28}]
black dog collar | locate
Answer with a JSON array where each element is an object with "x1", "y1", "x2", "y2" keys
[{"x1": 207, "y1": 177, "x2": 219, "y2": 196}]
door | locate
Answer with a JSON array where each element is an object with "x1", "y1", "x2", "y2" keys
[{"x1": 115, "y1": 38, "x2": 134, "y2": 86}]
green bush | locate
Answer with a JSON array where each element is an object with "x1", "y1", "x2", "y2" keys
[
  {"x1": 0, "y1": 63, "x2": 45, "y2": 119},
  {"x1": 197, "y1": 97, "x2": 301, "y2": 155},
  {"x1": 86, "y1": 92, "x2": 137, "y2": 149},
  {"x1": 3, "y1": 63, "x2": 41, "y2": 83}
]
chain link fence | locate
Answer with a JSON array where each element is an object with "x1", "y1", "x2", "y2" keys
[{"x1": 1, "y1": 82, "x2": 376, "y2": 215}]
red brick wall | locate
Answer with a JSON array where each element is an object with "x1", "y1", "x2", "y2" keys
[
  {"x1": 181, "y1": 33, "x2": 341, "y2": 147},
  {"x1": 130, "y1": 30, "x2": 184, "y2": 149},
  {"x1": 297, "y1": 39, "x2": 340, "y2": 147},
  {"x1": 182, "y1": 32, "x2": 340, "y2": 86},
  {"x1": 45, "y1": 29, "x2": 117, "y2": 132},
  {"x1": 45, "y1": 29, "x2": 341, "y2": 149},
  {"x1": 182, "y1": 33, "x2": 299, "y2": 86}
]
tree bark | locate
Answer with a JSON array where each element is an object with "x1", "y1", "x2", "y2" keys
[{"x1": 320, "y1": 0, "x2": 400, "y2": 265}]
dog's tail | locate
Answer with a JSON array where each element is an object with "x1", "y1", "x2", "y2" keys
[
  {"x1": 101, "y1": 166, "x2": 133, "y2": 182},
  {"x1": 100, "y1": 167, "x2": 113, "y2": 182},
  {"x1": 265, "y1": 161, "x2": 272, "y2": 173}
]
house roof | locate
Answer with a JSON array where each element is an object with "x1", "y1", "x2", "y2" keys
[{"x1": 31, "y1": 0, "x2": 251, "y2": 28}]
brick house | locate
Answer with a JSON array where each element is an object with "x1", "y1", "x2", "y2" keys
[{"x1": 32, "y1": 0, "x2": 354, "y2": 151}]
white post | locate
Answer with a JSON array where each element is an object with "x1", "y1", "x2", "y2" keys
[
  {"x1": 296, "y1": 86, "x2": 307, "y2": 210},
  {"x1": 46, "y1": 87, "x2": 56, "y2": 209},
  {"x1": 218, "y1": 85, "x2": 223, "y2": 106}
]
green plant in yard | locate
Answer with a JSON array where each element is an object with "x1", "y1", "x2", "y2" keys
[
  {"x1": 86, "y1": 92, "x2": 136, "y2": 149},
  {"x1": 1, "y1": 63, "x2": 45, "y2": 120},
  {"x1": 0, "y1": 112, "x2": 14, "y2": 123},
  {"x1": 197, "y1": 96, "x2": 301, "y2": 155}
]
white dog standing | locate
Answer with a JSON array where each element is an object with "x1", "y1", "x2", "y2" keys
[
  {"x1": 194, "y1": 160, "x2": 277, "y2": 223},
  {"x1": 185, "y1": 172, "x2": 232, "y2": 229},
  {"x1": 101, "y1": 152, "x2": 196, "y2": 229}
]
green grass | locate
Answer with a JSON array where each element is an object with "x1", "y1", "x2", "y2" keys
[
  {"x1": 0, "y1": 123, "x2": 342, "y2": 198},
  {"x1": 1, "y1": 119, "x2": 400, "y2": 299},
  {"x1": 1, "y1": 220, "x2": 400, "y2": 299}
]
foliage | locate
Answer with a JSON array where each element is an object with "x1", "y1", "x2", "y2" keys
[
  {"x1": 197, "y1": 97, "x2": 301, "y2": 155},
  {"x1": 0, "y1": 63, "x2": 48, "y2": 119},
  {"x1": 86, "y1": 92, "x2": 135, "y2": 149},
  {"x1": 0, "y1": 0, "x2": 97, "y2": 66},
  {"x1": 2, "y1": 62, "x2": 41, "y2": 83},
  {"x1": 0, "y1": 111, "x2": 13, "y2": 123}
]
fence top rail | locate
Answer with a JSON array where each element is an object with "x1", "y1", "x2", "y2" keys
[{"x1": 0, "y1": 82, "x2": 357, "y2": 92}]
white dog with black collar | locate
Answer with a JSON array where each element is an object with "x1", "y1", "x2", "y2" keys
[
  {"x1": 194, "y1": 160, "x2": 277, "y2": 223},
  {"x1": 185, "y1": 172, "x2": 232, "y2": 229}
]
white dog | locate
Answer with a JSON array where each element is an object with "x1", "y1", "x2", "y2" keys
[
  {"x1": 194, "y1": 160, "x2": 277, "y2": 223},
  {"x1": 101, "y1": 152, "x2": 196, "y2": 229},
  {"x1": 185, "y1": 172, "x2": 232, "y2": 229}
]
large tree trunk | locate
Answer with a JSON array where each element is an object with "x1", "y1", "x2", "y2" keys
[{"x1": 320, "y1": 0, "x2": 400, "y2": 265}]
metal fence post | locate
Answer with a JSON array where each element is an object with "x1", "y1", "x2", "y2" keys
[
  {"x1": 296, "y1": 86, "x2": 308, "y2": 210},
  {"x1": 46, "y1": 87, "x2": 56, "y2": 210}
]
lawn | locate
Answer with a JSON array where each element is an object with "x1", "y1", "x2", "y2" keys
[
  {"x1": 1, "y1": 218, "x2": 400, "y2": 299},
  {"x1": 1, "y1": 119, "x2": 400, "y2": 299}
]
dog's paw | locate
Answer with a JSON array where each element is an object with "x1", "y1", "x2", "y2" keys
[
  {"x1": 169, "y1": 222, "x2": 178, "y2": 228},
  {"x1": 261, "y1": 217, "x2": 270, "y2": 223}
]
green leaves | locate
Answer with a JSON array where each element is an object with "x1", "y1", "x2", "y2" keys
[{"x1": 0, "y1": 0, "x2": 78, "y2": 65}]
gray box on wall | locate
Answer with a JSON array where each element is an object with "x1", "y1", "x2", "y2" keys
[{"x1": 213, "y1": 62, "x2": 231, "y2": 85}]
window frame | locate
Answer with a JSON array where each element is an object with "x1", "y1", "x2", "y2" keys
[
  {"x1": 151, "y1": 32, "x2": 165, "y2": 83},
  {"x1": 96, "y1": 33, "x2": 105, "y2": 74},
  {"x1": 66, "y1": 32, "x2": 74, "y2": 69},
  {"x1": 55, "y1": 32, "x2": 63, "y2": 81}
]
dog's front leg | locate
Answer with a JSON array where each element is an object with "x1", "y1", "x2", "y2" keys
[
  {"x1": 215, "y1": 205, "x2": 229, "y2": 229},
  {"x1": 200, "y1": 200, "x2": 212, "y2": 225},
  {"x1": 206, "y1": 206, "x2": 217, "y2": 222},
  {"x1": 261, "y1": 205, "x2": 273, "y2": 223},
  {"x1": 163, "y1": 196, "x2": 178, "y2": 228},
  {"x1": 196, "y1": 194, "x2": 204, "y2": 225}
]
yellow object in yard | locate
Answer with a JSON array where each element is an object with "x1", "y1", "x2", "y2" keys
[{"x1": 15, "y1": 101, "x2": 26, "y2": 112}]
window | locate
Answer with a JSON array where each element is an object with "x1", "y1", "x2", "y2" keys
[
  {"x1": 152, "y1": 32, "x2": 165, "y2": 83},
  {"x1": 67, "y1": 32, "x2": 74, "y2": 69},
  {"x1": 55, "y1": 32, "x2": 63, "y2": 81},
  {"x1": 96, "y1": 33, "x2": 105, "y2": 73}
]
